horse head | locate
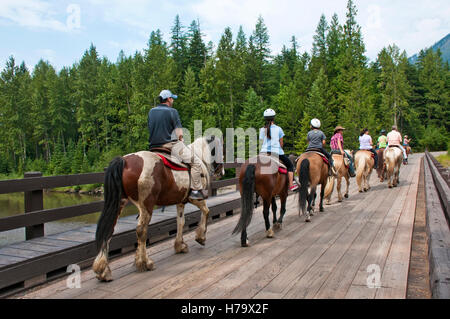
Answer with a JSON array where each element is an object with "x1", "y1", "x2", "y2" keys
[{"x1": 189, "y1": 135, "x2": 224, "y2": 180}]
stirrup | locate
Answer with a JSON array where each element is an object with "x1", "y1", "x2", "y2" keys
[{"x1": 189, "y1": 190, "x2": 204, "y2": 200}]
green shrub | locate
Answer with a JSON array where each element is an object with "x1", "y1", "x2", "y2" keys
[{"x1": 419, "y1": 126, "x2": 449, "y2": 151}]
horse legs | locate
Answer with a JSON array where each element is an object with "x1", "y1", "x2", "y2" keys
[
  {"x1": 337, "y1": 176, "x2": 343, "y2": 202},
  {"x1": 135, "y1": 204, "x2": 154, "y2": 272},
  {"x1": 271, "y1": 197, "x2": 278, "y2": 225},
  {"x1": 344, "y1": 174, "x2": 350, "y2": 198},
  {"x1": 274, "y1": 193, "x2": 287, "y2": 230},
  {"x1": 263, "y1": 199, "x2": 274, "y2": 238},
  {"x1": 319, "y1": 184, "x2": 325, "y2": 212},
  {"x1": 190, "y1": 199, "x2": 210, "y2": 246},
  {"x1": 306, "y1": 186, "x2": 316, "y2": 222},
  {"x1": 174, "y1": 203, "x2": 189, "y2": 253},
  {"x1": 93, "y1": 198, "x2": 128, "y2": 281}
]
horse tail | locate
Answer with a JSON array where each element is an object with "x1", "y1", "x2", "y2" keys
[
  {"x1": 324, "y1": 174, "x2": 335, "y2": 201},
  {"x1": 298, "y1": 159, "x2": 310, "y2": 215},
  {"x1": 95, "y1": 156, "x2": 125, "y2": 252},
  {"x1": 233, "y1": 164, "x2": 256, "y2": 235}
]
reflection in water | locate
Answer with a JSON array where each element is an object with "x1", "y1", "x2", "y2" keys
[{"x1": 0, "y1": 192, "x2": 138, "y2": 246}]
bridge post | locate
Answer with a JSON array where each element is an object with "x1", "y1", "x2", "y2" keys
[{"x1": 24, "y1": 171, "x2": 44, "y2": 240}]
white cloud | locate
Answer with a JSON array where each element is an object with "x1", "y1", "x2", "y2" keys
[{"x1": 0, "y1": 0, "x2": 75, "y2": 32}]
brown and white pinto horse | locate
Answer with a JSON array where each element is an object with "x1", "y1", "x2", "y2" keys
[
  {"x1": 354, "y1": 150, "x2": 375, "y2": 192},
  {"x1": 232, "y1": 154, "x2": 289, "y2": 247},
  {"x1": 324, "y1": 150, "x2": 352, "y2": 204},
  {"x1": 93, "y1": 136, "x2": 224, "y2": 281},
  {"x1": 384, "y1": 146, "x2": 403, "y2": 188},
  {"x1": 296, "y1": 152, "x2": 330, "y2": 222}
]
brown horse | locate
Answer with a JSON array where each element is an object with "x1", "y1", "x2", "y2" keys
[
  {"x1": 93, "y1": 136, "x2": 224, "y2": 281},
  {"x1": 354, "y1": 150, "x2": 375, "y2": 192},
  {"x1": 232, "y1": 154, "x2": 289, "y2": 247},
  {"x1": 376, "y1": 148, "x2": 386, "y2": 182},
  {"x1": 384, "y1": 146, "x2": 403, "y2": 188},
  {"x1": 324, "y1": 150, "x2": 351, "y2": 204},
  {"x1": 296, "y1": 152, "x2": 330, "y2": 222}
]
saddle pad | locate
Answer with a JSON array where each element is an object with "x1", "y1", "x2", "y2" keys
[
  {"x1": 156, "y1": 154, "x2": 188, "y2": 171},
  {"x1": 305, "y1": 151, "x2": 329, "y2": 166},
  {"x1": 257, "y1": 154, "x2": 287, "y2": 169},
  {"x1": 278, "y1": 167, "x2": 288, "y2": 174}
]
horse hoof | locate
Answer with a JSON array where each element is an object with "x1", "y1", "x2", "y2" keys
[
  {"x1": 320, "y1": 207, "x2": 324, "y2": 212},
  {"x1": 241, "y1": 239, "x2": 250, "y2": 247},
  {"x1": 388, "y1": 185, "x2": 392, "y2": 189},
  {"x1": 195, "y1": 237, "x2": 206, "y2": 246},
  {"x1": 95, "y1": 266, "x2": 113, "y2": 282},
  {"x1": 364, "y1": 189, "x2": 368, "y2": 192},
  {"x1": 266, "y1": 229, "x2": 274, "y2": 238},
  {"x1": 344, "y1": 194, "x2": 349, "y2": 198},
  {"x1": 175, "y1": 242, "x2": 190, "y2": 253},
  {"x1": 135, "y1": 259, "x2": 154, "y2": 272},
  {"x1": 359, "y1": 190, "x2": 363, "y2": 193},
  {"x1": 273, "y1": 222, "x2": 282, "y2": 230},
  {"x1": 305, "y1": 218, "x2": 311, "y2": 223}
]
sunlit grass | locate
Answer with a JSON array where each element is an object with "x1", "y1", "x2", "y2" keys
[{"x1": 436, "y1": 153, "x2": 450, "y2": 168}]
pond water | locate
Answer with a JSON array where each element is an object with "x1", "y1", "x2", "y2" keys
[{"x1": 0, "y1": 191, "x2": 138, "y2": 247}]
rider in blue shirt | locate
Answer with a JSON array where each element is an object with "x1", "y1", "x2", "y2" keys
[{"x1": 259, "y1": 109, "x2": 298, "y2": 191}]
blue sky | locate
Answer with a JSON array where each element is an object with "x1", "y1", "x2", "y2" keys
[{"x1": 1, "y1": 0, "x2": 449, "y2": 72}]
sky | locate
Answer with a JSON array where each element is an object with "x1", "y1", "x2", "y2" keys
[{"x1": 0, "y1": 0, "x2": 449, "y2": 72}]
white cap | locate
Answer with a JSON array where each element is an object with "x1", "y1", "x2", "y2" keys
[
  {"x1": 311, "y1": 118, "x2": 321, "y2": 128},
  {"x1": 159, "y1": 89, "x2": 178, "y2": 100}
]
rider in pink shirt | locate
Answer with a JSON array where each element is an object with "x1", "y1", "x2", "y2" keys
[{"x1": 386, "y1": 125, "x2": 407, "y2": 164}]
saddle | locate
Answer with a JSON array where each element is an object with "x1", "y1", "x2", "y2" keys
[
  {"x1": 149, "y1": 147, "x2": 189, "y2": 171},
  {"x1": 356, "y1": 149, "x2": 375, "y2": 158},
  {"x1": 257, "y1": 153, "x2": 288, "y2": 175},
  {"x1": 331, "y1": 152, "x2": 350, "y2": 169},
  {"x1": 305, "y1": 150, "x2": 329, "y2": 166}
]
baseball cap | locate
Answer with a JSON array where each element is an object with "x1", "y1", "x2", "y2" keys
[{"x1": 159, "y1": 89, "x2": 178, "y2": 100}]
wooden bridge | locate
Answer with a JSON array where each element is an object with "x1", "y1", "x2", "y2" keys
[{"x1": 2, "y1": 152, "x2": 449, "y2": 299}]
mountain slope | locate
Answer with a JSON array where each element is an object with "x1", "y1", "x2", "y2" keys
[{"x1": 409, "y1": 33, "x2": 450, "y2": 64}]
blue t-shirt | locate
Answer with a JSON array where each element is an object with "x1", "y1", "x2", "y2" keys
[{"x1": 259, "y1": 124, "x2": 285, "y2": 155}]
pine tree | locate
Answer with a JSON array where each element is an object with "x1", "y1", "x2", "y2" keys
[{"x1": 377, "y1": 45, "x2": 412, "y2": 129}]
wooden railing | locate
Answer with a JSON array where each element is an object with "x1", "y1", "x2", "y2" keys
[{"x1": 0, "y1": 162, "x2": 242, "y2": 241}]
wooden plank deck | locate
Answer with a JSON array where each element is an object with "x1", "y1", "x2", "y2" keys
[
  {"x1": 0, "y1": 191, "x2": 241, "y2": 292},
  {"x1": 13, "y1": 154, "x2": 422, "y2": 299}
]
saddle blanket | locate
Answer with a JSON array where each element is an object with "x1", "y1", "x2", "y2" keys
[
  {"x1": 305, "y1": 151, "x2": 329, "y2": 166},
  {"x1": 154, "y1": 153, "x2": 189, "y2": 171},
  {"x1": 250, "y1": 154, "x2": 288, "y2": 175}
]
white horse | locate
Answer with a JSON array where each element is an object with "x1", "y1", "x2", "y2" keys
[
  {"x1": 384, "y1": 147, "x2": 403, "y2": 188},
  {"x1": 354, "y1": 150, "x2": 375, "y2": 193}
]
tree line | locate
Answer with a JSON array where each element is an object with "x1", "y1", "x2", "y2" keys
[{"x1": 0, "y1": 0, "x2": 448, "y2": 177}]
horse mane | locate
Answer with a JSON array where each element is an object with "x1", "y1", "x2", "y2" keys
[{"x1": 188, "y1": 136, "x2": 216, "y2": 186}]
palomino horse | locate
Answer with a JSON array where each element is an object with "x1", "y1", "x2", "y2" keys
[
  {"x1": 376, "y1": 148, "x2": 386, "y2": 182},
  {"x1": 93, "y1": 136, "x2": 224, "y2": 281},
  {"x1": 354, "y1": 150, "x2": 375, "y2": 192},
  {"x1": 232, "y1": 154, "x2": 289, "y2": 247},
  {"x1": 384, "y1": 146, "x2": 403, "y2": 188},
  {"x1": 324, "y1": 150, "x2": 352, "y2": 204},
  {"x1": 296, "y1": 152, "x2": 330, "y2": 222}
]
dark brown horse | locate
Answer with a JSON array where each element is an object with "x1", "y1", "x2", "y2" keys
[
  {"x1": 296, "y1": 152, "x2": 330, "y2": 222},
  {"x1": 376, "y1": 148, "x2": 386, "y2": 182},
  {"x1": 232, "y1": 154, "x2": 289, "y2": 247},
  {"x1": 93, "y1": 136, "x2": 224, "y2": 281}
]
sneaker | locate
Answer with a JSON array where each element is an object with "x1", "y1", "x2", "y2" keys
[
  {"x1": 289, "y1": 184, "x2": 299, "y2": 192},
  {"x1": 403, "y1": 159, "x2": 408, "y2": 165},
  {"x1": 189, "y1": 190, "x2": 204, "y2": 200}
]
